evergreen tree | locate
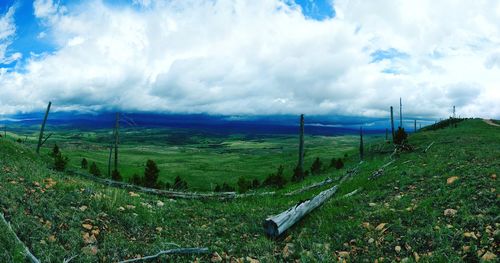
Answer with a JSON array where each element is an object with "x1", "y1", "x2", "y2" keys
[
  {"x1": 144, "y1": 159, "x2": 159, "y2": 188},
  {"x1": 129, "y1": 173, "x2": 142, "y2": 185},
  {"x1": 310, "y1": 157, "x2": 322, "y2": 175},
  {"x1": 89, "y1": 162, "x2": 101, "y2": 176},
  {"x1": 81, "y1": 158, "x2": 88, "y2": 169},
  {"x1": 51, "y1": 144, "x2": 60, "y2": 157},
  {"x1": 173, "y1": 176, "x2": 188, "y2": 190},
  {"x1": 111, "y1": 169, "x2": 122, "y2": 181},
  {"x1": 54, "y1": 152, "x2": 68, "y2": 171},
  {"x1": 264, "y1": 165, "x2": 287, "y2": 188},
  {"x1": 237, "y1": 177, "x2": 252, "y2": 193},
  {"x1": 394, "y1": 127, "x2": 408, "y2": 145}
]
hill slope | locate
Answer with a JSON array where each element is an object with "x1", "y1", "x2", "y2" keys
[{"x1": 0, "y1": 119, "x2": 498, "y2": 262}]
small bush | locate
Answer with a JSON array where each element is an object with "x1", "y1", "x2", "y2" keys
[
  {"x1": 252, "y1": 178, "x2": 260, "y2": 188},
  {"x1": 394, "y1": 127, "x2": 408, "y2": 145},
  {"x1": 310, "y1": 157, "x2": 322, "y2": 175},
  {"x1": 330, "y1": 158, "x2": 344, "y2": 169},
  {"x1": 291, "y1": 165, "x2": 305, "y2": 182},
  {"x1": 89, "y1": 162, "x2": 101, "y2": 176},
  {"x1": 237, "y1": 177, "x2": 252, "y2": 193},
  {"x1": 264, "y1": 165, "x2": 287, "y2": 189},
  {"x1": 54, "y1": 153, "x2": 68, "y2": 172},
  {"x1": 173, "y1": 176, "x2": 188, "y2": 190},
  {"x1": 16, "y1": 138, "x2": 22, "y2": 143},
  {"x1": 81, "y1": 158, "x2": 88, "y2": 169},
  {"x1": 129, "y1": 173, "x2": 142, "y2": 185},
  {"x1": 111, "y1": 169, "x2": 122, "y2": 181},
  {"x1": 51, "y1": 144, "x2": 60, "y2": 157}
]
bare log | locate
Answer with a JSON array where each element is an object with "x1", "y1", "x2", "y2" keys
[
  {"x1": 369, "y1": 160, "x2": 395, "y2": 180},
  {"x1": 263, "y1": 185, "x2": 338, "y2": 237},
  {"x1": 68, "y1": 169, "x2": 237, "y2": 199},
  {"x1": 0, "y1": 212, "x2": 41, "y2": 263},
  {"x1": 342, "y1": 188, "x2": 361, "y2": 198},
  {"x1": 36, "y1": 101, "x2": 51, "y2": 154},
  {"x1": 118, "y1": 247, "x2": 209, "y2": 263},
  {"x1": 284, "y1": 177, "x2": 334, "y2": 196}
]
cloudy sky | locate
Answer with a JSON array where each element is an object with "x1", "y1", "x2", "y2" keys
[{"x1": 0, "y1": 0, "x2": 499, "y2": 119}]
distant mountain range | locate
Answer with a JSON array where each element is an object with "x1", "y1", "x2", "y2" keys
[{"x1": 1, "y1": 111, "x2": 433, "y2": 135}]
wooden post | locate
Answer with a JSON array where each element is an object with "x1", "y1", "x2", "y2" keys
[
  {"x1": 36, "y1": 102, "x2": 51, "y2": 154},
  {"x1": 359, "y1": 126, "x2": 364, "y2": 161},
  {"x1": 399, "y1": 97, "x2": 403, "y2": 128},
  {"x1": 297, "y1": 114, "x2": 305, "y2": 177},
  {"x1": 114, "y1": 113, "x2": 119, "y2": 172},
  {"x1": 390, "y1": 106, "x2": 395, "y2": 142},
  {"x1": 263, "y1": 185, "x2": 338, "y2": 237},
  {"x1": 108, "y1": 145, "x2": 113, "y2": 177}
]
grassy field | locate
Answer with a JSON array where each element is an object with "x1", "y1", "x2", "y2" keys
[
  {"x1": 8, "y1": 126, "x2": 368, "y2": 191},
  {"x1": 0, "y1": 119, "x2": 498, "y2": 262}
]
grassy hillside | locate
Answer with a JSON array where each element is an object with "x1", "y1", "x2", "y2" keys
[{"x1": 0, "y1": 119, "x2": 498, "y2": 262}]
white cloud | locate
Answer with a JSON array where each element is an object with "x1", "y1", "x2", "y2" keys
[
  {"x1": 0, "y1": 5, "x2": 21, "y2": 64},
  {"x1": 0, "y1": 0, "x2": 499, "y2": 119}
]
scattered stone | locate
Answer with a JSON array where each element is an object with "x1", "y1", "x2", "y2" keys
[
  {"x1": 246, "y1": 256, "x2": 259, "y2": 263},
  {"x1": 337, "y1": 251, "x2": 350, "y2": 258},
  {"x1": 481, "y1": 251, "x2": 497, "y2": 261},
  {"x1": 444, "y1": 208, "x2": 457, "y2": 217},
  {"x1": 413, "y1": 252, "x2": 420, "y2": 262},
  {"x1": 447, "y1": 176, "x2": 459, "y2": 184},
  {"x1": 463, "y1": 232, "x2": 478, "y2": 239},
  {"x1": 79, "y1": 205, "x2": 88, "y2": 211},
  {"x1": 82, "y1": 245, "x2": 98, "y2": 255},
  {"x1": 395, "y1": 246, "x2": 401, "y2": 253},
  {"x1": 82, "y1": 223, "x2": 93, "y2": 230},
  {"x1": 156, "y1": 200, "x2": 164, "y2": 207},
  {"x1": 491, "y1": 174, "x2": 497, "y2": 180},
  {"x1": 129, "y1": 191, "x2": 140, "y2": 197},
  {"x1": 375, "y1": 223, "x2": 387, "y2": 231},
  {"x1": 282, "y1": 243, "x2": 294, "y2": 258},
  {"x1": 368, "y1": 238, "x2": 374, "y2": 244},
  {"x1": 211, "y1": 252, "x2": 222, "y2": 262}
]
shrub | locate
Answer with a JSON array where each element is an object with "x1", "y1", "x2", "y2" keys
[
  {"x1": 111, "y1": 169, "x2": 122, "y2": 181},
  {"x1": 54, "y1": 153, "x2": 68, "y2": 172},
  {"x1": 51, "y1": 144, "x2": 60, "y2": 157},
  {"x1": 330, "y1": 158, "x2": 344, "y2": 169},
  {"x1": 251, "y1": 178, "x2": 260, "y2": 188},
  {"x1": 129, "y1": 173, "x2": 142, "y2": 185},
  {"x1": 237, "y1": 177, "x2": 252, "y2": 193},
  {"x1": 292, "y1": 165, "x2": 304, "y2": 182},
  {"x1": 394, "y1": 127, "x2": 408, "y2": 145},
  {"x1": 89, "y1": 162, "x2": 101, "y2": 176},
  {"x1": 144, "y1": 159, "x2": 159, "y2": 188},
  {"x1": 16, "y1": 138, "x2": 22, "y2": 143},
  {"x1": 264, "y1": 165, "x2": 287, "y2": 189},
  {"x1": 214, "y1": 182, "x2": 235, "y2": 192},
  {"x1": 310, "y1": 157, "x2": 322, "y2": 175},
  {"x1": 81, "y1": 158, "x2": 88, "y2": 169},
  {"x1": 173, "y1": 176, "x2": 188, "y2": 190}
]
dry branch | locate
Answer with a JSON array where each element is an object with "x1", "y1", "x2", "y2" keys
[
  {"x1": 263, "y1": 185, "x2": 338, "y2": 237},
  {"x1": 369, "y1": 160, "x2": 395, "y2": 180},
  {"x1": 118, "y1": 247, "x2": 209, "y2": 263},
  {"x1": 284, "y1": 177, "x2": 334, "y2": 196},
  {"x1": 342, "y1": 188, "x2": 361, "y2": 198},
  {"x1": 0, "y1": 212, "x2": 41, "y2": 263},
  {"x1": 423, "y1": 141, "x2": 435, "y2": 153}
]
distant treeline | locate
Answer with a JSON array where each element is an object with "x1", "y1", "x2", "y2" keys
[{"x1": 421, "y1": 117, "x2": 469, "y2": 131}]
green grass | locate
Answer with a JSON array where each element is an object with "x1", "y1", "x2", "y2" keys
[{"x1": 0, "y1": 119, "x2": 498, "y2": 262}]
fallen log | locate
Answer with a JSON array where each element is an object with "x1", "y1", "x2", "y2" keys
[
  {"x1": 284, "y1": 177, "x2": 334, "y2": 196},
  {"x1": 68, "y1": 170, "x2": 237, "y2": 200},
  {"x1": 263, "y1": 185, "x2": 338, "y2": 238},
  {"x1": 118, "y1": 247, "x2": 209, "y2": 263},
  {"x1": 0, "y1": 212, "x2": 41, "y2": 263},
  {"x1": 369, "y1": 160, "x2": 395, "y2": 180}
]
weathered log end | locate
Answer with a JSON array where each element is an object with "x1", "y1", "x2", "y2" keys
[{"x1": 263, "y1": 219, "x2": 280, "y2": 238}]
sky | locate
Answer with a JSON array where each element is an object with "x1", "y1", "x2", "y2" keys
[{"x1": 0, "y1": 0, "x2": 499, "y2": 119}]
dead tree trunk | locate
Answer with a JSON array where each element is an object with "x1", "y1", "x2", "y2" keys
[
  {"x1": 390, "y1": 106, "x2": 395, "y2": 142},
  {"x1": 399, "y1": 98, "x2": 403, "y2": 128},
  {"x1": 108, "y1": 145, "x2": 113, "y2": 177},
  {"x1": 263, "y1": 185, "x2": 338, "y2": 237},
  {"x1": 359, "y1": 127, "x2": 364, "y2": 161},
  {"x1": 36, "y1": 102, "x2": 51, "y2": 154},
  {"x1": 114, "y1": 112, "x2": 119, "y2": 172},
  {"x1": 297, "y1": 114, "x2": 305, "y2": 177}
]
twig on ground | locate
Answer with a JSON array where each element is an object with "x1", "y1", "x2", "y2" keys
[
  {"x1": 0, "y1": 212, "x2": 41, "y2": 263},
  {"x1": 423, "y1": 141, "x2": 435, "y2": 153},
  {"x1": 117, "y1": 248, "x2": 210, "y2": 263}
]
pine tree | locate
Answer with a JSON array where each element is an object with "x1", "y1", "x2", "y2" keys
[
  {"x1": 81, "y1": 158, "x2": 88, "y2": 169},
  {"x1": 89, "y1": 162, "x2": 101, "y2": 176},
  {"x1": 144, "y1": 159, "x2": 159, "y2": 188},
  {"x1": 310, "y1": 157, "x2": 322, "y2": 175},
  {"x1": 111, "y1": 169, "x2": 122, "y2": 181}
]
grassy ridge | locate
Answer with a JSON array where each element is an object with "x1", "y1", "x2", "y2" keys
[{"x1": 0, "y1": 119, "x2": 498, "y2": 262}]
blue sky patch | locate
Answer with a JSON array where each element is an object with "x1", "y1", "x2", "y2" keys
[
  {"x1": 370, "y1": 48, "x2": 409, "y2": 63},
  {"x1": 292, "y1": 0, "x2": 335, "y2": 20}
]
